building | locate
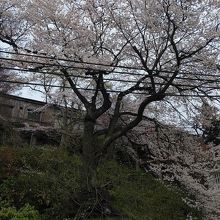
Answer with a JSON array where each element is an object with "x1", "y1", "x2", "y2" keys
[
  {"x1": 0, "y1": 93, "x2": 58, "y2": 127},
  {"x1": 0, "y1": 93, "x2": 82, "y2": 146}
]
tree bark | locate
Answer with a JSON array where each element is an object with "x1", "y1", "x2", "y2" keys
[{"x1": 81, "y1": 115, "x2": 99, "y2": 191}]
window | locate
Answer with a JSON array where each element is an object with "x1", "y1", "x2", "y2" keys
[
  {"x1": 0, "y1": 104, "x2": 13, "y2": 118},
  {"x1": 27, "y1": 109, "x2": 41, "y2": 121}
]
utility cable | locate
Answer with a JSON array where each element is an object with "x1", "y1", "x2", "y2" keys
[
  {"x1": 0, "y1": 79, "x2": 220, "y2": 98},
  {"x1": 0, "y1": 50, "x2": 219, "y2": 77},
  {"x1": 1, "y1": 66, "x2": 220, "y2": 90}
]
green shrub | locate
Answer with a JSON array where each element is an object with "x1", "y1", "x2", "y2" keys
[
  {"x1": 0, "y1": 204, "x2": 40, "y2": 220},
  {"x1": 0, "y1": 147, "x2": 22, "y2": 180},
  {"x1": 0, "y1": 146, "x2": 81, "y2": 219}
]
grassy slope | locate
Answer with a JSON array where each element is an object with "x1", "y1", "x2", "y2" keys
[{"x1": 0, "y1": 146, "x2": 202, "y2": 219}]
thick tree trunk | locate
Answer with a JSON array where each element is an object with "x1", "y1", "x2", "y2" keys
[{"x1": 81, "y1": 116, "x2": 99, "y2": 191}]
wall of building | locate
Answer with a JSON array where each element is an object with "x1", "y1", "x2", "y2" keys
[
  {"x1": 0, "y1": 93, "x2": 84, "y2": 146},
  {"x1": 0, "y1": 93, "x2": 57, "y2": 126}
]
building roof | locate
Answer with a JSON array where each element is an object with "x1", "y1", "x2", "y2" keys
[{"x1": 0, "y1": 93, "x2": 47, "y2": 106}]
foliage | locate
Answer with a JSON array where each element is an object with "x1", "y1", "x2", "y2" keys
[
  {"x1": 0, "y1": 146, "x2": 81, "y2": 219},
  {"x1": 0, "y1": 146, "x2": 203, "y2": 219},
  {"x1": 0, "y1": 204, "x2": 40, "y2": 220},
  {"x1": 97, "y1": 161, "x2": 203, "y2": 220}
]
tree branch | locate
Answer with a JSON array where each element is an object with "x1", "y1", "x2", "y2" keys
[{"x1": 61, "y1": 69, "x2": 90, "y2": 107}]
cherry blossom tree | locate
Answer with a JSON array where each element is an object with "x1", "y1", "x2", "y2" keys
[
  {"x1": 0, "y1": 0, "x2": 219, "y2": 192},
  {"x1": 0, "y1": 67, "x2": 17, "y2": 93},
  {"x1": 0, "y1": 58, "x2": 21, "y2": 94}
]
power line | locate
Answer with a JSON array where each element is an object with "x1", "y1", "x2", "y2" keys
[
  {"x1": 1, "y1": 56, "x2": 220, "y2": 95},
  {"x1": 0, "y1": 66, "x2": 141, "y2": 84},
  {"x1": 1, "y1": 79, "x2": 220, "y2": 98},
  {"x1": 0, "y1": 50, "x2": 145, "y2": 70},
  {"x1": 1, "y1": 58, "x2": 220, "y2": 85},
  {"x1": 1, "y1": 66, "x2": 220, "y2": 90},
  {"x1": 0, "y1": 50, "x2": 219, "y2": 77},
  {"x1": 0, "y1": 56, "x2": 145, "y2": 76},
  {"x1": 0, "y1": 79, "x2": 143, "y2": 93}
]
